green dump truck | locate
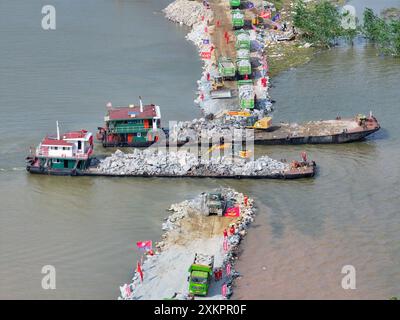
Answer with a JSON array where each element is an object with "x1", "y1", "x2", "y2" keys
[
  {"x1": 188, "y1": 254, "x2": 214, "y2": 296},
  {"x1": 235, "y1": 29, "x2": 251, "y2": 50},
  {"x1": 237, "y1": 48, "x2": 250, "y2": 60},
  {"x1": 236, "y1": 58, "x2": 252, "y2": 78},
  {"x1": 230, "y1": 0, "x2": 241, "y2": 9},
  {"x1": 231, "y1": 9, "x2": 244, "y2": 29},
  {"x1": 238, "y1": 80, "x2": 255, "y2": 109},
  {"x1": 218, "y1": 57, "x2": 236, "y2": 80}
]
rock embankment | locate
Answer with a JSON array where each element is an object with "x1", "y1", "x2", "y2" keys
[
  {"x1": 94, "y1": 149, "x2": 289, "y2": 177},
  {"x1": 163, "y1": 0, "x2": 213, "y2": 27},
  {"x1": 119, "y1": 188, "x2": 256, "y2": 300}
]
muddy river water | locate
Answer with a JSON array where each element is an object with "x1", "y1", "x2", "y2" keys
[{"x1": 0, "y1": 0, "x2": 399, "y2": 299}]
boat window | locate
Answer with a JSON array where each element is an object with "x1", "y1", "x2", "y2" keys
[
  {"x1": 52, "y1": 159, "x2": 60, "y2": 163},
  {"x1": 78, "y1": 141, "x2": 82, "y2": 150}
]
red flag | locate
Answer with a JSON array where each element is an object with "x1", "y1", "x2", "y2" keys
[
  {"x1": 201, "y1": 51, "x2": 211, "y2": 60},
  {"x1": 224, "y1": 206, "x2": 240, "y2": 217},
  {"x1": 137, "y1": 261, "x2": 143, "y2": 282},
  {"x1": 222, "y1": 283, "x2": 227, "y2": 297},
  {"x1": 223, "y1": 238, "x2": 228, "y2": 251},
  {"x1": 136, "y1": 240, "x2": 152, "y2": 251},
  {"x1": 226, "y1": 263, "x2": 231, "y2": 276}
]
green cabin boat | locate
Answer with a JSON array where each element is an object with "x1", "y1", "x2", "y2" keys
[
  {"x1": 97, "y1": 101, "x2": 162, "y2": 147},
  {"x1": 26, "y1": 124, "x2": 94, "y2": 176}
]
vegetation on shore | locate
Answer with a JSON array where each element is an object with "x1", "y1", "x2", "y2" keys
[
  {"x1": 266, "y1": 0, "x2": 399, "y2": 77},
  {"x1": 363, "y1": 8, "x2": 400, "y2": 56},
  {"x1": 292, "y1": 0, "x2": 400, "y2": 56},
  {"x1": 293, "y1": 0, "x2": 357, "y2": 47}
]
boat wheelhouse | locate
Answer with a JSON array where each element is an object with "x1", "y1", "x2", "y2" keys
[
  {"x1": 97, "y1": 102, "x2": 162, "y2": 147},
  {"x1": 26, "y1": 125, "x2": 94, "y2": 175}
]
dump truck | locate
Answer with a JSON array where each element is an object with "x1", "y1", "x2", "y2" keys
[
  {"x1": 230, "y1": 0, "x2": 241, "y2": 9},
  {"x1": 237, "y1": 48, "x2": 250, "y2": 60},
  {"x1": 235, "y1": 30, "x2": 251, "y2": 50},
  {"x1": 236, "y1": 58, "x2": 252, "y2": 78},
  {"x1": 231, "y1": 10, "x2": 244, "y2": 29},
  {"x1": 218, "y1": 57, "x2": 236, "y2": 80},
  {"x1": 188, "y1": 254, "x2": 214, "y2": 296},
  {"x1": 238, "y1": 80, "x2": 255, "y2": 109},
  {"x1": 205, "y1": 192, "x2": 226, "y2": 216}
]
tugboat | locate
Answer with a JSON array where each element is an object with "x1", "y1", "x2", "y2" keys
[
  {"x1": 97, "y1": 98, "x2": 162, "y2": 147},
  {"x1": 26, "y1": 122, "x2": 94, "y2": 176}
]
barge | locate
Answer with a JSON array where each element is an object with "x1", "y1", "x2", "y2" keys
[
  {"x1": 26, "y1": 123, "x2": 94, "y2": 176},
  {"x1": 83, "y1": 162, "x2": 316, "y2": 179},
  {"x1": 96, "y1": 100, "x2": 162, "y2": 147},
  {"x1": 253, "y1": 114, "x2": 380, "y2": 145}
]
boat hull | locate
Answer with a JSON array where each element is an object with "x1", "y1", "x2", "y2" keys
[
  {"x1": 26, "y1": 166, "x2": 84, "y2": 176},
  {"x1": 254, "y1": 127, "x2": 380, "y2": 145},
  {"x1": 27, "y1": 164, "x2": 316, "y2": 179}
]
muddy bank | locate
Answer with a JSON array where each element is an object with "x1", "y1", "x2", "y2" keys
[{"x1": 118, "y1": 188, "x2": 256, "y2": 300}]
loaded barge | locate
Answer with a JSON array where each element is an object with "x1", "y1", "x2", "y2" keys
[
  {"x1": 26, "y1": 124, "x2": 316, "y2": 179},
  {"x1": 83, "y1": 163, "x2": 316, "y2": 180},
  {"x1": 253, "y1": 114, "x2": 380, "y2": 145}
]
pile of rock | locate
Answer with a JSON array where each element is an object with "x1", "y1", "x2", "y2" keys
[
  {"x1": 163, "y1": 0, "x2": 213, "y2": 27},
  {"x1": 95, "y1": 149, "x2": 289, "y2": 177}
]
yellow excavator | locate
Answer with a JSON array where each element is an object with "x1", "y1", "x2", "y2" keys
[
  {"x1": 211, "y1": 76, "x2": 225, "y2": 91},
  {"x1": 250, "y1": 117, "x2": 272, "y2": 129}
]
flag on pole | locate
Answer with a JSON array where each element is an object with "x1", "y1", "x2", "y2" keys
[
  {"x1": 223, "y1": 238, "x2": 228, "y2": 251},
  {"x1": 137, "y1": 261, "x2": 143, "y2": 282},
  {"x1": 272, "y1": 13, "x2": 281, "y2": 22},
  {"x1": 226, "y1": 263, "x2": 231, "y2": 276},
  {"x1": 136, "y1": 240, "x2": 152, "y2": 251},
  {"x1": 225, "y1": 206, "x2": 240, "y2": 217},
  {"x1": 222, "y1": 283, "x2": 227, "y2": 297}
]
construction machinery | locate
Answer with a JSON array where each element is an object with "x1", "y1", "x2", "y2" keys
[
  {"x1": 188, "y1": 254, "x2": 214, "y2": 296},
  {"x1": 231, "y1": 9, "x2": 245, "y2": 29},
  {"x1": 251, "y1": 117, "x2": 272, "y2": 129},
  {"x1": 235, "y1": 29, "x2": 251, "y2": 50},
  {"x1": 230, "y1": 0, "x2": 241, "y2": 9},
  {"x1": 237, "y1": 48, "x2": 250, "y2": 60},
  {"x1": 211, "y1": 76, "x2": 224, "y2": 91},
  {"x1": 218, "y1": 57, "x2": 236, "y2": 80},
  {"x1": 205, "y1": 192, "x2": 226, "y2": 216},
  {"x1": 238, "y1": 80, "x2": 255, "y2": 109},
  {"x1": 237, "y1": 58, "x2": 252, "y2": 78}
]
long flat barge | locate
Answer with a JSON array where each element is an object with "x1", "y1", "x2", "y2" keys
[
  {"x1": 253, "y1": 115, "x2": 380, "y2": 145},
  {"x1": 82, "y1": 164, "x2": 316, "y2": 179},
  {"x1": 27, "y1": 160, "x2": 316, "y2": 179}
]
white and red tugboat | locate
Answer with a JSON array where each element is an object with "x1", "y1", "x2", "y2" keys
[{"x1": 26, "y1": 122, "x2": 94, "y2": 176}]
